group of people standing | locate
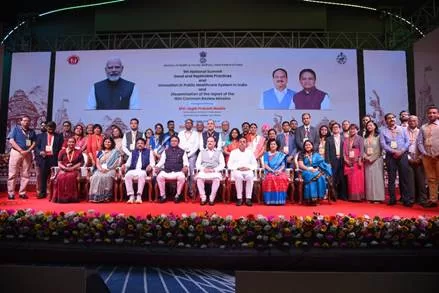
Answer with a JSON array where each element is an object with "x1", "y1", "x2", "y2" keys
[{"x1": 6, "y1": 105, "x2": 439, "y2": 208}]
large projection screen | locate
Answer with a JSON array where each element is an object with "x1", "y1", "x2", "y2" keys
[
  {"x1": 363, "y1": 50, "x2": 408, "y2": 126},
  {"x1": 53, "y1": 48, "x2": 358, "y2": 133}
]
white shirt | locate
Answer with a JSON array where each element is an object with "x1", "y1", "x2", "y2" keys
[
  {"x1": 228, "y1": 148, "x2": 258, "y2": 171},
  {"x1": 155, "y1": 148, "x2": 189, "y2": 169},
  {"x1": 86, "y1": 83, "x2": 140, "y2": 110},
  {"x1": 195, "y1": 149, "x2": 225, "y2": 172},
  {"x1": 333, "y1": 134, "x2": 341, "y2": 156},
  {"x1": 178, "y1": 130, "x2": 199, "y2": 158},
  {"x1": 125, "y1": 149, "x2": 155, "y2": 170}
]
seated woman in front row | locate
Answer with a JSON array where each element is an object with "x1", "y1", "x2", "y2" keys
[
  {"x1": 52, "y1": 137, "x2": 84, "y2": 203},
  {"x1": 262, "y1": 139, "x2": 290, "y2": 205},
  {"x1": 88, "y1": 136, "x2": 121, "y2": 203},
  {"x1": 297, "y1": 140, "x2": 332, "y2": 205}
]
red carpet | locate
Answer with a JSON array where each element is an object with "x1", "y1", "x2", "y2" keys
[{"x1": 1, "y1": 192, "x2": 438, "y2": 218}]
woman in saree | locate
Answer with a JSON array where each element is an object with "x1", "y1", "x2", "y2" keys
[
  {"x1": 343, "y1": 123, "x2": 365, "y2": 201},
  {"x1": 267, "y1": 128, "x2": 277, "y2": 141},
  {"x1": 246, "y1": 123, "x2": 266, "y2": 165},
  {"x1": 150, "y1": 123, "x2": 170, "y2": 161},
  {"x1": 262, "y1": 139, "x2": 290, "y2": 205},
  {"x1": 63, "y1": 124, "x2": 87, "y2": 152},
  {"x1": 87, "y1": 124, "x2": 104, "y2": 167},
  {"x1": 52, "y1": 137, "x2": 84, "y2": 203},
  {"x1": 111, "y1": 125, "x2": 125, "y2": 161},
  {"x1": 318, "y1": 125, "x2": 330, "y2": 160},
  {"x1": 222, "y1": 128, "x2": 241, "y2": 166},
  {"x1": 363, "y1": 121, "x2": 385, "y2": 202},
  {"x1": 298, "y1": 140, "x2": 332, "y2": 205},
  {"x1": 144, "y1": 128, "x2": 154, "y2": 149},
  {"x1": 89, "y1": 136, "x2": 121, "y2": 203}
]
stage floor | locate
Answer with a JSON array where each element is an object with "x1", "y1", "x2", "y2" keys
[{"x1": 1, "y1": 192, "x2": 438, "y2": 218}]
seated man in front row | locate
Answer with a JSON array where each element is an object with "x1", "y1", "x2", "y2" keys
[
  {"x1": 228, "y1": 137, "x2": 258, "y2": 206},
  {"x1": 123, "y1": 138, "x2": 155, "y2": 204},
  {"x1": 155, "y1": 136, "x2": 189, "y2": 203},
  {"x1": 195, "y1": 137, "x2": 225, "y2": 206}
]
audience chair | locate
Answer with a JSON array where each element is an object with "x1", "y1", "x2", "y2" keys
[{"x1": 226, "y1": 168, "x2": 263, "y2": 204}]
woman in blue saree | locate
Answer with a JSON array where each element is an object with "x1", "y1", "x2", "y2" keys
[
  {"x1": 262, "y1": 139, "x2": 290, "y2": 205},
  {"x1": 88, "y1": 137, "x2": 121, "y2": 202},
  {"x1": 298, "y1": 140, "x2": 332, "y2": 205},
  {"x1": 150, "y1": 123, "x2": 171, "y2": 160}
]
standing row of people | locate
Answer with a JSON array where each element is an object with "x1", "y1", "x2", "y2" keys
[{"x1": 6, "y1": 105, "x2": 438, "y2": 208}]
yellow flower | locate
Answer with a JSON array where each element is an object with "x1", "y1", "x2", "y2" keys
[
  {"x1": 305, "y1": 216, "x2": 313, "y2": 223},
  {"x1": 163, "y1": 221, "x2": 170, "y2": 229},
  {"x1": 348, "y1": 218, "x2": 355, "y2": 225},
  {"x1": 320, "y1": 225, "x2": 327, "y2": 232}
]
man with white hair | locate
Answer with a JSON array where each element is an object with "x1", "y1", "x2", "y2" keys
[
  {"x1": 228, "y1": 137, "x2": 258, "y2": 206},
  {"x1": 195, "y1": 136, "x2": 225, "y2": 205},
  {"x1": 87, "y1": 57, "x2": 139, "y2": 110}
]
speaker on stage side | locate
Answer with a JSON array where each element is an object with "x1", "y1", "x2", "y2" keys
[{"x1": 0, "y1": 265, "x2": 110, "y2": 293}]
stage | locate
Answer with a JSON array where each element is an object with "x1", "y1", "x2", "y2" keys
[
  {"x1": 0, "y1": 192, "x2": 438, "y2": 218},
  {"x1": 1, "y1": 191, "x2": 439, "y2": 271}
]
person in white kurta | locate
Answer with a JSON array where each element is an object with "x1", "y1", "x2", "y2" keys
[
  {"x1": 178, "y1": 119, "x2": 200, "y2": 197},
  {"x1": 123, "y1": 138, "x2": 155, "y2": 204},
  {"x1": 228, "y1": 137, "x2": 258, "y2": 206},
  {"x1": 196, "y1": 137, "x2": 225, "y2": 205}
]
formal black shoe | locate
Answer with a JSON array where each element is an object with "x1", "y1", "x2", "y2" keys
[
  {"x1": 208, "y1": 201, "x2": 215, "y2": 206},
  {"x1": 403, "y1": 202, "x2": 413, "y2": 207},
  {"x1": 19, "y1": 194, "x2": 28, "y2": 199},
  {"x1": 236, "y1": 199, "x2": 243, "y2": 206},
  {"x1": 8, "y1": 193, "x2": 15, "y2": 200},
  {"x1": 245, "y1": 199, "x2": 252, "y2": 206},
  {"x1": 37, "y1": 193, "x2": 47, "y2": 199},
  {"x1": 174, "y1": 195, "x2": 182, "y2": 203},
  {"x1": 387, "y1": 201, "x2": 396, "y2": 206},
  {"x1": 159, "y1": 196, "x2": 167, "y2": 203},
  {"x1": 200, "y1": 200, "x2": 207, "y2": 206},
  {"x1": 422, "y1": 201, "x2": 438, "y2": 208}
]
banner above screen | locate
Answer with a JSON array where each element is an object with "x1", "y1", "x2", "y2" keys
[{"x1": 53, "y1": 48, "x2": 359, "y2": 133}]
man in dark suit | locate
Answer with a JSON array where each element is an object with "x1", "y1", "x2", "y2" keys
[
  {"x1": 35, "y1": 121, "x2": 64, "y2": 199},
  {"x1": 325, "y1": 122, "x2": 347, "y2": 200},
  {"x1": 276, "y1": 121, "x2": 297, "y2": 167},
  {"x1": 295, "y1": 113, "x2": 319, "y2": 152}
]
